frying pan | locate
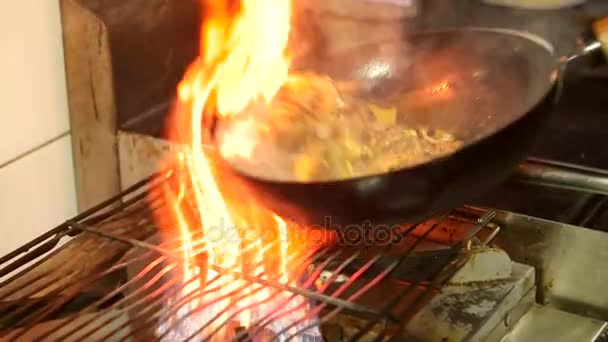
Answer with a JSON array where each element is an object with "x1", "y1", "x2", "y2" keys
[{"x1": 214, "y1": 24, "x2": 607, "y2": 227}]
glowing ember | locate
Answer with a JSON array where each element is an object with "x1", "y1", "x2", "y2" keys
[{"x1": 152, "y1": 0, "x2": 326, "y2": 340}]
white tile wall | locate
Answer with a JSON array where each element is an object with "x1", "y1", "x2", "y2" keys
[
  {"x1": 0, "y1": 1, "x2": 77, "y2": 255},
  {"x1": 0, "y1": 135, "x2": 77, "y2": 257},
  {"x1": 0, "y1": 0, "x2": 70, "y2": 165}
]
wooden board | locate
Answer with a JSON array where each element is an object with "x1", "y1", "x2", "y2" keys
[
  {"x1": 60, "y1": 0, "x2": 199, "y2": 212},
  {"x1": 117, "y1": 131, "x2": 178, "y2": 192},
  {"x1": 60, "y1": 0, "x2": 121, "y2": 212}
]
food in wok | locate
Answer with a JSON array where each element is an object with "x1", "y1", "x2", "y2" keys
[{"x1": 216, "y1": 72, "x2": 463, "y2": 182}]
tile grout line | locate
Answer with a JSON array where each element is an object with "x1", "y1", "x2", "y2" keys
[{"x1": 0, "y1": 131, "x2": 71, "y2": 170}]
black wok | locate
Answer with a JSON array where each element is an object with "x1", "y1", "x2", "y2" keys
[{"x1": 214, "y1": 26, "x2": 604, "y2": 227}]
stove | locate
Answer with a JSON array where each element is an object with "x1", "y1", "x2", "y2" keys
[{"x1": 2, "y1": 0, "x2": 606, "y2": 340}]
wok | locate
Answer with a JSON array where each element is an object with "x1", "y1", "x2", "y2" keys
[{"x1": 215, "y1": 26, "x2": 606, "y2": 227}]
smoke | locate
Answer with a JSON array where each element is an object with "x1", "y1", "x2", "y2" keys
[
  {"x1": 291, "y1": 0, "x2": 590, "y2": 60},
  {"x1": 412, "y1": 1, "x2": 585, "y2": 56}
]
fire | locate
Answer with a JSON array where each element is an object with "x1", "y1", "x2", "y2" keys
[{"x1": 153, "y1": 0, "x2": 327, "y2": 340}]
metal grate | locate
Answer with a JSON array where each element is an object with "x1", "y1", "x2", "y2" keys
[{"x1": 0, "y1": 173, "x2": 497, "y2": 341}]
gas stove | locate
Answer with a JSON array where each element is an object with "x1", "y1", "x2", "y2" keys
[
  {"x1": 11, "y1": 0, "x2": 602, "y2": 340},
  {"x1": 110, "y1": 122, "x2": 608, "y2": 341}
]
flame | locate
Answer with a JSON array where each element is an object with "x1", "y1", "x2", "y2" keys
[
  {"x1": 430, "y1": 81, "x2": 451, "y2": 96},
  {"x1": 153, "y1": 0, "x2": 327, "y2": 340}
]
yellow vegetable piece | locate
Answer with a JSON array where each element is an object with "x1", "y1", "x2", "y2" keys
[
  {"x1": 343, "y1": 136, "x2": 361, "y2": 155},
  {"x1": 294, "y1": 154, "x2": 316, "y2": 181},
  {"x1": 369, "y1": 104, "x2": 397, "y2": 126},
  {"x1": 345, "y1": 161, "x2": 354, "y2": 176},
  {"x1": 403, "y1": 129, "x2": 418, "y2": 137}
]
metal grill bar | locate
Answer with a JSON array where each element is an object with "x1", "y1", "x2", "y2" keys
[
  {"x1": 68, "y1": 220, "x2": 401, "y2": 321},
  {"x1": 0, "y1": 174, "x2": 496, "y2": 341},
  {"x1": 285, "y1": 215, "x2": 452, "y2": 341}
]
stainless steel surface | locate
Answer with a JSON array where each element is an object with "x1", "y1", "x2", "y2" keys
[
  {"x1": 514, "y1": 158, "x2": 608, "y2": 196},
  {"x1": 501, "y1": 305, "x2": 608, "y2": 342},
  {"x1": 492, "y1": 208, "x2": 608, "y2": 321},
  {"x1": 406, "y1": 257, "x2": 535, "y2": 342},
  {"x1": 315, "y1": 246, "x2": 535, "y2": 341}
]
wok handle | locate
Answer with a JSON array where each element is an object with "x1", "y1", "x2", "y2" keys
[
  {"x1": 574, "y1": 17, "x2": 608, "y2": 61},
  {"x1": 512, "y1": 158, "x2": 608, "y2": 196},
  {"x1": 592, "y1": 17, "x2": 608, "y2": 59}
]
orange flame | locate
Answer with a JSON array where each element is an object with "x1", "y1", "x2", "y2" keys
[{"x1": 153, "y1": 0, "x2": 328, "y2": 340}]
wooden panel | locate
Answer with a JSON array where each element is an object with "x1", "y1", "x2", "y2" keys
[
  {"x1": 60, "y1": 0, "x2": 120, "y2": 212},
  {"x1": 118, "y1": 131, "x2": 178, "y2": 192}
]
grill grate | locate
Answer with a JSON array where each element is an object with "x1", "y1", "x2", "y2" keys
[{"x1": 0, "y1": 173, "x2": 497, "y2": 341}]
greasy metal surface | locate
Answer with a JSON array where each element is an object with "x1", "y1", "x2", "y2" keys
[
  {"x1": 405, "y1": 257, "x2": 535, "y2": 342},
  {"x1": 491, "y1": 209, "x2": 608, "y2": 321},
  {"x1": 448, "y1": 247, "x2": 512, "y2": 283},
  {"x1": 501, "y1": 305, "x2": 608, "y2": 342}
]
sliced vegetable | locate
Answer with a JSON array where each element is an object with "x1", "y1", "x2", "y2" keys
[
  {"x1": 294, "y1": 154, "x2": 316, "y2": 181},
  {"x1": 369, "y1": 104, "x2": 397, "y2": 126}
]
